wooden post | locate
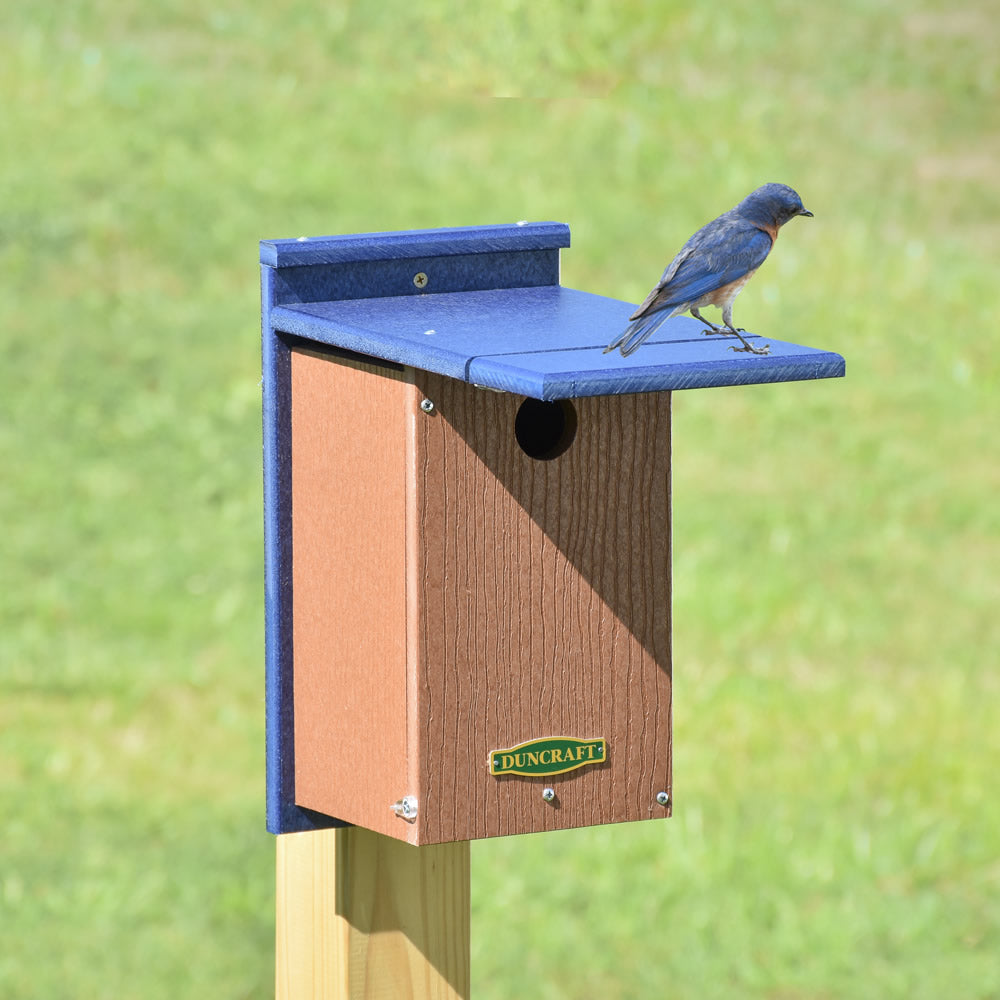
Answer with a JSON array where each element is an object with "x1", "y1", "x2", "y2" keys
[{"x1": 276, "y1": 828, "x2": 470, "y2": 1000}]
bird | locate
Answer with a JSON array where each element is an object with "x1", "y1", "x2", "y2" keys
[{"x1": 604, "y1": 183, "x2": 813, "y2": 358}]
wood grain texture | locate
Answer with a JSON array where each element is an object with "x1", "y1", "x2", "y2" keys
[
  {"x1": 410, "y1": 375, "x2": 672, "y2": 844},
  {"x1": 276, "y1": 828, "x2": 470, "y2": 1000},
  {"x1": 290, "y1": 351, "x2": 671, "y2": 845},
  {"x1": 291, "y1": 346, "x2": 415, "y2": 838}
]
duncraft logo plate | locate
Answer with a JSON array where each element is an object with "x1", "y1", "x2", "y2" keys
[{"x1": 489, "y1": 736, "x2": 607, "y2": 777}]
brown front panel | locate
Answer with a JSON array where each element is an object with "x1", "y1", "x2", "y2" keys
[
  {"x1": 290, "y1": 347, "x2": 414, "y2": 838},
  {"x1": 411, "y1": 375, "x2": 672, "y2": 844}
]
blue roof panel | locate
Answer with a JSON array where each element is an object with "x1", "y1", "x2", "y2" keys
[{"x1": 267, "y1": 285, "x2": 843, "y2": 399}]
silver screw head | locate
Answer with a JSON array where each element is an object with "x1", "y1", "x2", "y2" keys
[
  {"x1": 392, "y1": 795, "x2": 418, "y2": 821},
  {"x1": 542, "y1": 787, "x2": 556, "y2": 802},
  {"x1": 419, "y1": 398, "x2": 435, "y2": 413},
  {"x1": 656, "y1": 791, "x2": 670, "y2": 807},
  {"x1": 413, "y1": 272, "x2": 428, "y2": 288}
]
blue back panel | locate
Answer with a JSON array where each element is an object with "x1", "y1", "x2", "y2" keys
[{"x1": 260, "y1": 221, "x2": 571, "y2": 267}]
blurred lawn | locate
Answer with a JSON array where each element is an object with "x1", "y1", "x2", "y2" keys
[{"x1": 2, "y1": 1, "x2": 998, "y2": 997}]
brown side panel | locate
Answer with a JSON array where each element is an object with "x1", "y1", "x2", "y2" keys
[
  {"x1": 411, "y1": 376, "x2": 672, "y2": 844},
  {"x1": 290, "y1": 347, "x2": 414, "y2": 839}
]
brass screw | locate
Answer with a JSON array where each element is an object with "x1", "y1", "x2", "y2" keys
[{"x1": 413, "y1": 272, "x2": 428, "y2": 288}]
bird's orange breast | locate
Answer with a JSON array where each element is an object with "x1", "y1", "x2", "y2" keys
[{"x1": 695, "y1": 268, "x2": 759, "y2": 309}]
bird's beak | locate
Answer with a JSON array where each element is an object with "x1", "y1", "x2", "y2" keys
[{"x1": 800, "y1": 208, "x2": 814, "y2": 217}]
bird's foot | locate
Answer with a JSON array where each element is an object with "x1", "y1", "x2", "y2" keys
[
  {"x1": 723, "y1": 326, "x2": 769, "y2": 355},
  {"x1": 700, "y1": 325, "x2": 726, "y2": 335}
]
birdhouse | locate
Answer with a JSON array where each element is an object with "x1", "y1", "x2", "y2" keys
[{"x1": 261, "y1": 223, "x2": 843, "y2": 846}]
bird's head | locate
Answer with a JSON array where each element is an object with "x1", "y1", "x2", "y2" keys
[{"x1": 738, "y1": 183, "x2": 813, "y2": 229}]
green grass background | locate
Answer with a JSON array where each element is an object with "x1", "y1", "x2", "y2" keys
[{"x1": 2, "y1": 1, "x2": 998, "y2": 996}]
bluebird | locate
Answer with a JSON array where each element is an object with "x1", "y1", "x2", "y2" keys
[{"x1": 605, "y1": 183, "x2": 813, "y2": 358}]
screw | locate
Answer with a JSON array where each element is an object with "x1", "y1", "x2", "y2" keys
[
  {"x1": 392, "y1": 796, "x2": 418, "y2": 821},
  {"x1": 542, "y1": 788, "x2": 556, "y2": 803},
  {"x1": 419, "y1": 398, "x2": 435, "y2": 414},
  {"x1": 656, "y1": 791, "x2": 670, "y2": 807},
  {"x1": 413, "y1": 272, "x2": 428, "y2": 288}
]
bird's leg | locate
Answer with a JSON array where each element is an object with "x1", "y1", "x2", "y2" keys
[
  {"x1": 691, "y1": 307, "x2": 725, "y2": 334},
  {"x1": 720, "y1": 305, "x2": 769, "y2": 355}
]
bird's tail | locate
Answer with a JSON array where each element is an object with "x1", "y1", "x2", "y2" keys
[{"x1": 603, "y1": 308, "x2": 677, "y2": 358}]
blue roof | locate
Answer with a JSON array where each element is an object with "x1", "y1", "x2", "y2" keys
[
  {"x1": 267, "y1": 284, "x2": 843, "y2": 400},
  {"x1": 261, "y1": 222, "x2": 843, "y2": 401}
]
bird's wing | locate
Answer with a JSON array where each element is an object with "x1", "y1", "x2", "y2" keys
[
  {"x1": 629, "y1": 221, "x2": 773, "y2": 321},
  {"x1": 628, "y1": 245, "x2": 695, "y2": 319}
]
